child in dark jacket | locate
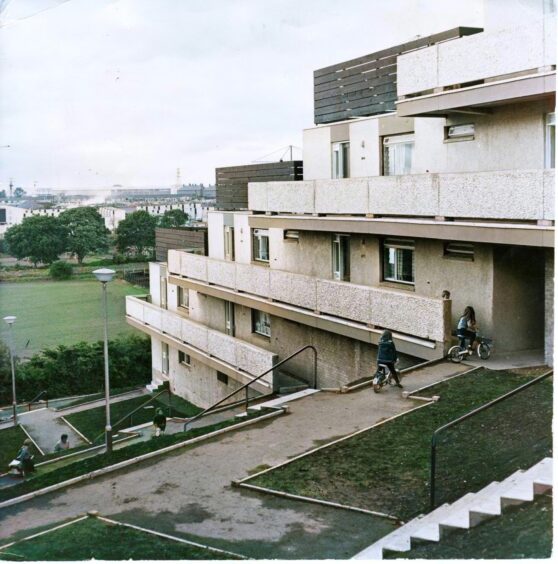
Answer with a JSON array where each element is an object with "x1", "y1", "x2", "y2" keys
[{"x1": 377, "y1": 330, "x2": 403, "y2": 387}]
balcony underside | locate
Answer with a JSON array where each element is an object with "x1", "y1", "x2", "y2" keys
[
  {"x1": 396, "y1": 72, "x2": 555, "y2": 117},
  {"x1": 167, "y1": 274, "x2": 444, "y2": 361},
  {"x1": 249, "y1": 215, "x2": 554, "y2": 248}
]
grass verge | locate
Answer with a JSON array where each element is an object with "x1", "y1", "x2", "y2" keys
[
  {"x1": 385, "y1": 494, "x2": 552, "y2": 559},
  {"x1": 0, "y1": 516, "x2": 238, "y2": 560},
  {"x1": 248, "y1": 369, "x2": 551, "y2": 520},
  {"x1": 65, "y1": 393, "x2": 202, "y2": 442},
  {"x1": 0, "y1": 409, "x2": 275, "y2": 504}
]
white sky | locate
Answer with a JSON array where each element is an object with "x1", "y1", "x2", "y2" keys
[{"x1": 0, "y1": 0, "x2": 484, "y2": 191}]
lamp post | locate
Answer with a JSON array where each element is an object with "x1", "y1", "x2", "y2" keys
[
  {"x1": 93, "y1": 268, "x2": 116, "y2": 452},
  {"x1": 3, "y1": 315, "x2": 17, "y2": 425}
]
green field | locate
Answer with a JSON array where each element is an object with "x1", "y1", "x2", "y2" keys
[
  {"x1": 0, "y1": 280, "x2": 146, "y2": 357},
  {"x1": 0, "y1": 516, "x2": 238, "y2": 560}
]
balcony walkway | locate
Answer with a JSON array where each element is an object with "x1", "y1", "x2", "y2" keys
[{"x1": 0, "y1": 361, "x2": 474, "y2": 559}]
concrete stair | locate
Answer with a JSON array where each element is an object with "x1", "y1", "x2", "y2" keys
[
  {"x1": 146, "y1": 376, "x2": 169, "y2": 393},
  {"x1": 352, "y1": 457, "x2": 553, "y2": 560}
]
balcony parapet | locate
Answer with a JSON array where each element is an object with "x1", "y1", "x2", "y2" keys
[
  {"x1": 249, "y1": 169, "x2": 555, "y2": 222},
  {"x1": 397, "y1": 17, "x2": 556, "y2": 98},
  {"x1": 126, "y1": 296, "x2": 277, "y2": 385},
  {"x1": 168, "y1": 251, "x2": 449, "y2": 343}
]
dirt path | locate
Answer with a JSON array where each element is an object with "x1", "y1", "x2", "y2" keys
[{"x1": 0, "y1": 363, "x2": 468, "y2": 559}]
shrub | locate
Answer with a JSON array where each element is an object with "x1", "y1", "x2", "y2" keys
[
  {"x1": 49, "y1": 260, "x2": 73, "y2": 280},
  {"x1": 1, "y1": 335, "x2": 151, "y2": 404}
]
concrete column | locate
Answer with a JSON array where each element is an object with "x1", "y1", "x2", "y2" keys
[{"x1": 545, "y1": 250, "x2": 554, "y2": 367}]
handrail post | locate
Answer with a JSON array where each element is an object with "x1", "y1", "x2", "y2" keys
[
  {"x1": 430, "y1": 434, "x2": 437, "y2": 511},
  {"x1": 313, "y1": 346, "x2": 318, "y2": 389},
  {"x1": 245, "y1": 386, "x2": 249, "y2": 414}
]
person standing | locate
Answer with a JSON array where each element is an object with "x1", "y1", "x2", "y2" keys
[
  {"x1": 153, "y1": 408, "x2": 167, "y2": 437},
  {"x1": 376, "y1": 330, "x2": 403, "y2": 388}
]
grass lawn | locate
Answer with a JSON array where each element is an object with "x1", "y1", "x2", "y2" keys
[
  {"x1": 65, "y1": 394, "x2": 202, "y2": 442},
  {"x1": 0, "y1": 426, "x2": 40, "y2": 470},
  {"x1": 0, "y1": 409, "x2": 274, "y2": 504},
  {"x1": 385, "y1": 494, "x2": 552, "y2": 559},
  {"x1": 249, "y1": 369, "x2": 552, "y2": 520},
  {"x1": 0, "y1": 516, "x2": 238, "y2": 560},
  {"x1": 0, "y1": 280, "x2": 146, "y2": 357}
]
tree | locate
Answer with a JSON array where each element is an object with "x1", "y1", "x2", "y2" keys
[
  {"x1": 4, "y1": 215, "x2": 67, "y2": 266},
  {"x1": 158, "y1": 208, "x2": 189, "y2": 228},
  {"x1": 59, "y1": 207, "x2": 109, "y2": 264},
  {"x1": 14, "y1": 187, "x2": 26, "y2": 198},
  {"x1": 49, "y1": 260, "x2": 73, "y2": 280},
  {"x1": 115, "y1": 210, "x2": 157, "y2": 256},
  {"x1": 0, "y1": 189, "x2": 6, "y2": 199}
]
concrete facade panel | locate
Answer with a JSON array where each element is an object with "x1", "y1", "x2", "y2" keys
[
  {"x1": 208, "y1": 259, "x2": 236, "y2": 289},
  {"x1": 181, "y1": 317, "x2": 208, "y2": 351},
  {"x1": 247, "y1": 182, "x2": 267, "y2": 212},
  {"x1": 235, "y1": 344, "x2": 276, "y2": 382},
  {"x1": 349, "y1": 119, "x2": 381, "y2": 178},
  {"x1": 167, "y1": 251, "x2": 180, "y2": 276},
  {"x1": 270, "y1": 270, "x2": 318, "y2": 310},
  {"x1": 236, "y1": 263, "x2": 270, "y2": 296},
  {"x1": 233, "y1": 213, "x2": 252, "y2": 265},
  {"x1": 126, "y1": 297, "x2": 145, "y2": 323},
  {"x1": 267, "y1": 181, "x2": 315, "y2": 213},
  {"x1": 543, "y1": 169, "x2": 555, "y2": 220},
  {"x1": 181, "y1": 253, "x2": 208, "y2": 281},
  {"x1": 316, "y1": 178, "x2": 369, "y2": 214},
  {"x1": 207, "y1": 211, "x2": 225, "y2": 260},
  {"x1": 303, "y1": 126, "x2": 332, "y2": 180},
  {"x1": 207, "y1": 331, "x2": 237, "y2": 367},
  {"x1": 317, "y1": 279, "x2": 370, "y2": 323},
  {"x1": 143, "y1": 305, "x2": 162, "y2": 330},
  {"x1": 162, "y1": 309, "x2": 181, "y2": 338}
]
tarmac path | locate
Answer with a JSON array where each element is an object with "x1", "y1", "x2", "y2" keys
[{"x1": 0, "y1": 363, "x2": 468, "y2": 559}]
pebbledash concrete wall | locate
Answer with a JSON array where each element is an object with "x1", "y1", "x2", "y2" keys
[{"x1": 544, "y1": 250, "x2": 554, "y2": 366}]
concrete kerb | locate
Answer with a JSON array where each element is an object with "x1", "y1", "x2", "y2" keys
[
  {"x1": 403, "y1": 365, "x2": 480, "y2": 398},
  {"x1": 95, "y1": 515, "x2": 247, "y2": 559},
  {"x1": 19, "y1": 423, "x2": 45, "y2": 456},
  {"x1": 236, "y1": 482, "x2": 401, "y2": 522},
  {"x1": 59, "y1": 415, "x2": 93, "y2": 445},
  {"x1": 0, "y1": 408, "x2": 286, "y2": 510},
  {"x1": 234, "y1": 400, "x2": 436, "y2": 489}
]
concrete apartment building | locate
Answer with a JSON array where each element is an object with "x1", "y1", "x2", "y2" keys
[{"x1": 126, "y1": 0, "x2": 555, "y2": 407}]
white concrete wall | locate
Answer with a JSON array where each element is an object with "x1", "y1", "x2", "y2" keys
[
  {"x1": 398, "y1": 16, "x2": 556, "y2": 96},
  {"x1": 349, "y1": 119, "x2": 381, "y2": 177},
  {"x1": 233, "y1": 212, "x2": 252, "y2": 264},
  {"x1": 149, "y1": 262, "x2": 166, "y2": 307},
  {"x1": 303, "y1": 126, "x2": 331, "y2": 180},
  {"x1": 207, "y1": 211, "x2": 225, "y2": 260}
]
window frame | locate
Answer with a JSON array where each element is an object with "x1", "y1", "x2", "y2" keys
[
  {"x1": 545, "y1": 112, "x2": 555, "y2": 169},
  {"x1": 161, "y1": 342, "x2": 169, "y2": 375},
  {"x1": 252, "y1": 228, "x2": 270, "y2": 263},
  {"x1": 252, "y1": 309, "x2": 271, "y2": 338},
  {"x1": 331, "y1": 141, "x2": 350, "y2": 179},
  {"x1": 444, "y1": 123, "x2": 475, "y2": 142},
  {"x1": 382, "y1": 238, "x2": 415, "y2": 285},
  {"x1": 332, "y1": 233, "x2": 351, "y2": 282},
  {"x1": 217, "y1": 371, "x2": 229, "y2": 385},
  {"x1": 178, "y1": 350, "x2": 191, "y2": 366},
  {"x1": 224, "y1": 301, "x2": 235, "y2": 336},
  {"x1": 177, "y1": 286, "x2": 189, "y2": 310},
  {"x1": 382, "y1": 134, "x2": 415, "y2": 176}
]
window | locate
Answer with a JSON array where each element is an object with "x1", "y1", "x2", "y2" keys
[
  {"x1": 444, "y1": 242, "x2": 474, "y2": 261},
  {"x1": 383, "y1": 134, "x2": 414, "y2": 176},
  {"x1": 178, "y1": 286, "x2": 189, "y2": 310},
  {"x1": 445, "y1": 123, "x2": 475, "y2": 142},
  {"x1": 217, "y1": 371, "x2": 229, "y2": 385},
  {"x1": 252, "y1": 229, "x2": 270, "y2": 262},
  {"x1": 332, "y1": 234, "x2": 351, "y2": 281},
  {"x1": 383, "y1": 239, "x2": 415, "y2": 284},
  {"x1": 224, "y1": 225, "x2": 235, "y2": 261},
  {"x1": 252, "y1": 309, "x2": 271, "y2": 338},
  {"x1": 545, "y1": 113, "x2": 555, "y2": 169},
  {"x1": 224, "y1": 301, "x2": 235, "y2": 336},
  {"x1": 162, "y1": 343, "x2": 169, "y2": 375},
  {"x1": 332, "y1": 142, "x2": 350, "y2": 179},
  {"x1": 160, "y1": 278, "x2": 167, "y2": 309},
  {"x1": 178, "y1": 351, "x2": 191, "y2": 365}
]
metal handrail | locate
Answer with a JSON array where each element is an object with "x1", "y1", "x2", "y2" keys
[
  {"x1": 27, "y1": 390, "x2": 48, "y2": 411},
  {"x1": 429, "y1": 370, "x2": 552, "y2": 510},
  {"x1": 93, "y1": 388, "x2": 172, "y2": 443},
  {"x1": 183, "y1": 344, "x2": 318, "y2": 431}
]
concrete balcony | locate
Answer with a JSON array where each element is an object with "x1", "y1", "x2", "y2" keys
[
  {"x1": 249, "y1": 169, "x2": 555, "y2": 222},
  {"x1": 396, "y1": 17, "x2": 555, "y2": 116},
  {"x1": 126, "y1": 295, "x2": 277, "y2": 389},
  {"x1": 168, "y1": 251, "x2": 450, "y2": 353}
]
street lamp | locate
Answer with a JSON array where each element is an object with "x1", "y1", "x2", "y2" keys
[
  {"x1": 3, "y1": 315, "x2": 17, "y2": 425},
  {"x1": 93, "y1": 268, "x2": 116, "y2": 452}
]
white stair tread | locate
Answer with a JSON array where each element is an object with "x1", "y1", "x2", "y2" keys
[{"x1": 252, "y1": 388, "x2": 319, "y2": 410}]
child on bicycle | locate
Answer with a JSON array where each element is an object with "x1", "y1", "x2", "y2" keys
[
  {"x1": 376, "y1": 330, "x2": 403, "y2": 388},
  {"x1": 457, "y1": 306, "x2": 478, "y2": 351}
]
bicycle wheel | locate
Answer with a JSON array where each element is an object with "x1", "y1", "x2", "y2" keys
[
  {"x1": 448, "y1": 346, "x2": 464, "y2": 363},
  {"x1": 478, "y1": 342, "x2": 491, "y2": 360},
  {"x1": 373, "y1": 383, "x2": 381, "y2": 393}
]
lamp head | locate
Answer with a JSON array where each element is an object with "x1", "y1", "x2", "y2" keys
[
  {"x1": 93, "y1": 268, "x2": 116, "y2": 283},
  {"x1": 3, "y1": 316, "x2": 16, "y2": 325}
]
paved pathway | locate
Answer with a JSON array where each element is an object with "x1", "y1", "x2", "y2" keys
[{"x1": 0, "y1": 362, "x2": 468, "y2": 559}]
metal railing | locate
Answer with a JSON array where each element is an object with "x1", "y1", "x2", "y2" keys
[
  {"x1": 93, "y1": 388, "x2": 172, "y2": 443},
  {"x1": 430, "y1": 370, "x2": 552, "y2": 510},
  {"x1": 184, "y1": 345, "x2": 318, "y2": 431},
  {"x1": 26, "y1": 390, "x2": 48, "y2": 411}
]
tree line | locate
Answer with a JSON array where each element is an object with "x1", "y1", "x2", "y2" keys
[{"x1": 3, "y1": 207, "x2": 189, "y2": 267}]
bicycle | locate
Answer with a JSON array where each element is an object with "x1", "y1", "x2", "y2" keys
[{"x1": 447, "y1": 332, "x2": 493, "y2": 363}]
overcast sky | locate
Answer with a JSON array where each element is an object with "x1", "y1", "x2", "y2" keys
[{"x1": 0, "y1": 0, "x2": 484, "y2": 191}]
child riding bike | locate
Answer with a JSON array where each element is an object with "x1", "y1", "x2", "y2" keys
[
  {"x1": 376, "y1": 330, "x2": 403, "y2": 388},
  {"x1": 457, "y1": 306, "x2": 478, "y2": 352}
]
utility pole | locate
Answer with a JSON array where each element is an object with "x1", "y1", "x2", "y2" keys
[{"x1": 9, "y1": 178, "x2": 13, "y2": 199}]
